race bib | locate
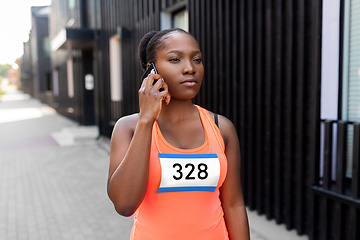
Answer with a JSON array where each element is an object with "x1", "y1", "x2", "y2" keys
[{"x1": 158, "y1": 153, "x2": 220, "y2": 193}]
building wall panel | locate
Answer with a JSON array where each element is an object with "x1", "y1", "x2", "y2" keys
[{"x1": 187, "y1": 0, "x2": 321, "y2": 237}]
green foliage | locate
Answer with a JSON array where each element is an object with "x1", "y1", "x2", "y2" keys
[
  {"x1": 0, "y1": 82, "x2": 4, "y2": 99},
  {"x1": 0, "y1": 64, "x2": 11, "y2": 77}
]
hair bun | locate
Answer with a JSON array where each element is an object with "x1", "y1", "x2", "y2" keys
[{"x1": 138, "y1": 31, "x2": 158, "y2": 71}]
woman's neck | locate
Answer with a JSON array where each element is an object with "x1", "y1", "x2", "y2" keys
[{"x1": 158, "y1": 99, "x2": 197, "y2": 123}]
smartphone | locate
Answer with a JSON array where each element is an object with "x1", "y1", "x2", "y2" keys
[
  {"x1": 141, "y1": 63, "x2": 164, "y2": 91},
  {"x1": 141, "y1": 63, "x2": 158, "y2": 81}
]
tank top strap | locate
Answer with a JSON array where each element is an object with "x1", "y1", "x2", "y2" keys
[{"x1": 194, "y1": 105, "x2": 225, "y2": 152}]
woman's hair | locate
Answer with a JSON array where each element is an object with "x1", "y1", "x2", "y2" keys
[{"x1": 138, "y1": 28, "x2": 191, "y2": 71}]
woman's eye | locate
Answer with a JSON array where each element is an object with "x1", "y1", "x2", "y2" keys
[
  {"x1": 169, "y1": 58, "x2": 180, "y2": 62},
  {"x1": 194, "y1": 58, "x2": 202, "y2": 63}
]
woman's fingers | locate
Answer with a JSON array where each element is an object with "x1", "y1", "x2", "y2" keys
[
  {"x1": 157, "y1": 80, "x2": 171, "y2": 105},
  {"x1": 153, "y1": 78, "x2": 171, "y2": 104},
  {"x1": 139, "y1": 71, "x2": 170, "y2": 114},
  {"x1": 140, "y1": 70, "x2": 157, "y2": 88},
  {"x1": 158, "y1": 90, "x2": 171, "y2": 105},
  {"x1": 146, "y1": 70, "x2": 157, "y2": 87},
  {"x1": 138, "y1": 72, "x2": 170, "y2": 121},
  {"x1": 152, "y1": 76, "x2": 165, "y2": 91}
]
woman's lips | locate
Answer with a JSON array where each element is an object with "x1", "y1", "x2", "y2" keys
[{"x1": 181, "y1": 79, "x2": 197, "y2": 86}]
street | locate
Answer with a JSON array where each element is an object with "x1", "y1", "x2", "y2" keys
[{"x1": 0, "y1": 82, "x2": 133, "y2": 240}]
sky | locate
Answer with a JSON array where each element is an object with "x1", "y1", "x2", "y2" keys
[{"x1": 0, "y1": 0, "x2": 51, "y2": 65}]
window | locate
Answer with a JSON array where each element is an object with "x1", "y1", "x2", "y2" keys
[
  {"x1": 172, "y1": 8, "x2": 188, "y2": 31},
  {"x1": 43, "y1": 35, "x2": 50, "y2": 57},
  {"x1": 45, "y1": 72, "x2": 52, "y2": 91},
  {"x1": 320, "y1": 0, "x2": 341, "y2": 181},
  {"x1": 341, "y1": 0, "x2": 360, "y2": 178},
  {"x1": 61, "y1": 0, "x2": 67, "y2": 17},
  {"x1": 161, "y1": 1, "x2": 188, "y2": 32},
  {"x1": 109, "y1": 34, "x2": 122, "y2": 102},
  {"x1": 67, "y1": 59, "x2": 74, "y2": 98},
  {"x1": 68, "y1": 0, "x2": 75, "y2": 10},
  {"x1": 53, "y1": 69, "x2": 59, "y2": 96},
  {"x1": 321, "y1": 0, "x2": 360, "y2": 180}
]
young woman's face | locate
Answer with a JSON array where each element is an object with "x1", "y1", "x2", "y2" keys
[{"x1": 154, "y1": 32, "x2": 204, "y2": 100}]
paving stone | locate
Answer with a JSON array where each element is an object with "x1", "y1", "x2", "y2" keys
[{"x1": 0, "y1": 90, "x2": 133, "y2": 240}]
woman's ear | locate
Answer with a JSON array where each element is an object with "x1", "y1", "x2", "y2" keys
[{"x1": 146, "y1": 63, "x2": 151, "y2": 70}]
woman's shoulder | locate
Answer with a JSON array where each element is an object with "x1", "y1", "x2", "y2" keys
[
  {"x1": 112, "y1": 113, "x2": 139, "y2": 137},
  {"x1": 205, "y1": 109, "x2": 236, "y2": 145},
  {"x1": 205, "y1": 109, "x2": 234, "y2": 128}
]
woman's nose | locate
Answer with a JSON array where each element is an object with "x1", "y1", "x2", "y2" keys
[{"x1": 182, "y1": 61, "x2": 195, "y2": 75}]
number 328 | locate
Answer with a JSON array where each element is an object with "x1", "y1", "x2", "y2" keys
[{"x1": 172, "y1": 163, "x2": 208, "y2": 180}]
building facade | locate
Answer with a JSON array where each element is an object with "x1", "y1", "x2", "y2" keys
[
  {"x1": 48, "y1": 0, "x2": 96, "y2": 125},
  {"x1": 21, "y1": 6, "x2": 52, "y2": 103},
  {"x1": 21, "y1": 0, "x2": 360, "y2": 239},
  {"x1": 21, "y1": 41, "x2": 32, "y2": 95}
]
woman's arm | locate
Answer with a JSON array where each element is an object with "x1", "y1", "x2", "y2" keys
[
  {"x1": 107, "y1": 72, "x2": 170, "y2": 217},
  {"x1": 218, "y1": 115, "x2": 250, "y2": 240},
  {"x1": 108, "y1": 115, "x2": 153, "y2": 217}
]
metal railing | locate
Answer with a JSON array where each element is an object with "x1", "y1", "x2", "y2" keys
[{"x1": 312, "y1": 120, "x2": 360, "y2": 239}]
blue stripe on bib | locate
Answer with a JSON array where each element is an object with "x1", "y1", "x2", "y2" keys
[
  {"x1": 158, "y1": 186, "x2": 217, "y2": 193},
  {"x1": 158, "y1": 153, "x2": 218, "y2": 159}
]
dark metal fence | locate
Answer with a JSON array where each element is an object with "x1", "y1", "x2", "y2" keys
[
  {"x1": 189, "y1": 0, "x2": 322, "y2": 237},
  {"x1": 97, "y1": 0, "x2": 323, "y2": 237},
  {"x1": 312, "y1": 120, "x2": 360, "y2": 240}
]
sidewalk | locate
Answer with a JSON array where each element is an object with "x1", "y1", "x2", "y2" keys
[{"x1": 0, "y1": 82, "x2": 308, "y2": 240}]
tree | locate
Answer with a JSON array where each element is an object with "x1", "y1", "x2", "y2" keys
[{"x1": 0, "y1": 64, "x2": 11, "y2": 77}]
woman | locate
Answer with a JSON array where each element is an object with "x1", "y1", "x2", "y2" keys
[{"x1": 108, "y1": 28, "x2": 250, "y2": 240}]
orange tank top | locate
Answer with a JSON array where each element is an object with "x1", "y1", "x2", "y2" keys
[{"x1": 130, "y1": 105, "x2": 229, "y2": 240}]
